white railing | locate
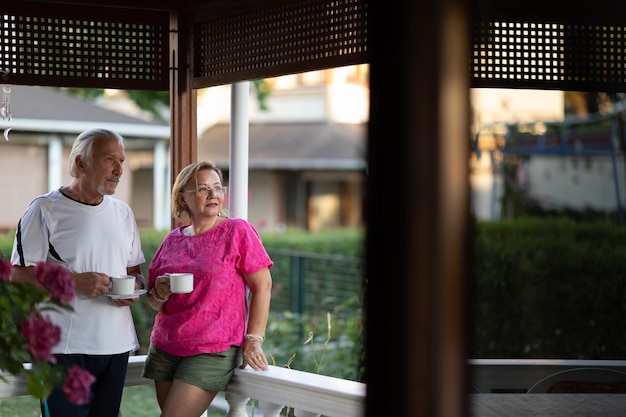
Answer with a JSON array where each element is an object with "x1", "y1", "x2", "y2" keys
[
  {"x1": 226, "y1": 365, "x2": 365, "y2": 417},
  {"x1": 6, "y1": 357, "x2": 624, "y2": 415},
  {"x1": 468, "y1": 359, "x2": 626, "y2": 393},
  {"x1": 0, "y1": 355, "x2": 366, "y2": 417}
]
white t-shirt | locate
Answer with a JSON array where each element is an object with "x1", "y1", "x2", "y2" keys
[{"x1": 11, "y1": 188, "x2": 146, "y2": 355}]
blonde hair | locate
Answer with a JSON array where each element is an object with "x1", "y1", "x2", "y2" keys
[{"x1": 171, "y1": 160, "x2": 227, "y2": 218}]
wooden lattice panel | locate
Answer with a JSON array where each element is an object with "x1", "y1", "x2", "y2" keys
[
  {"x1": 0, "y1": 3, "x2": 169, "y2": 90},
  {"x1": 471, "y1": 20, "x2": 626, "y2": 92},
  {"x1": 192, "y1": 0, "x2": 368, "y2": 88}
]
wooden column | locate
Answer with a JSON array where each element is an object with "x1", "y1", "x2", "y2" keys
[{"x1": 366, "y1": 0, "x2": 471, "y2": 416}]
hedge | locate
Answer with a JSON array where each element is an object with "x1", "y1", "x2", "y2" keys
[
  {"x1": 3, "y1": 218, "x2": 625, "y2": 367},
  {"x1": 471, "y1": 217, "x2": 626, "y2": 359}
]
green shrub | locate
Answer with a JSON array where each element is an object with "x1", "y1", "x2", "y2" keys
[
  {"x1": 7, "y1": 218, "x2": 626, "y2": 366},
  {"x1": 0, "y1": 232, "x2": 15, "y2": 258},
  {"x1": 0, "y1": 228, "x2": 365, "y2": 381},
  {"x1": 265, "y1": 296, "x2": 364, "y2": 382},
  {"x1": 471, "y1": 217, "x2": 626, "y2": 359},
  {"x1": 260, "y1": 228, "x2": 365, "y2": 257}
]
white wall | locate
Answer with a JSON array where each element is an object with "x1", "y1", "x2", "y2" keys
[
  {"x1": 525, "y1": 156, "x2": 626, "y2": 210},
  {"x1": 245, "y1": 171, "x2": 282, "y2": 230}
]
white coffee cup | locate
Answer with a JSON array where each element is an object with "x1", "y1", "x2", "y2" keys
[
  {"x1": 169, "y1": 273, "x2": 194, "y2": 293},
  {"x1": 111, "y1": 275, "x2": 135, "y2": 295}
]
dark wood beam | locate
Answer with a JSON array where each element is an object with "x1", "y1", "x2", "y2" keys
[
  {"x1": 366, "y1": 0, "x2": 471, "y2": 416},
  {"x1": 169, "y1": 11, "x2": 197, "y2": 228}
]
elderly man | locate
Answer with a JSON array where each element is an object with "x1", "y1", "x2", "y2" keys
[{"x1": 11, "y1": 128, "x2": 145, "y2": 417}]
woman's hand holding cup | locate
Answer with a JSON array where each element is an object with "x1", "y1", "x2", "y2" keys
[
  {"x1": 152, "y1": 273, "x2": 194, "y2": 303},
  {"x1": 154, "y1": 274, "x2": 172, "y2": 300}
]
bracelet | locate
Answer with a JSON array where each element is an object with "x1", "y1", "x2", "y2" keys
[
  {"x1": 150, "y1": 287, "x2": 167, "y2": 302},
  {"x1": 244, "y1": 334, "x2": 264, "y2": 344}
]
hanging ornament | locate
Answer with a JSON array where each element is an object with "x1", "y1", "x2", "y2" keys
[{"x1": 0, "y1": 85, "x2": 12, "y2": 121}]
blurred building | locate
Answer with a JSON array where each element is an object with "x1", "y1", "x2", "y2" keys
[
  {"x1": 196, "y1": 64, "x2": 369, "y2": 231},
  {"x1": 0, "y1": 85, "x2": 169, "y2": 233},
  {"x1": 471, "y1": 89, "x2": 626, "y2": 221},
  {"x1": 0, "y1": 65, "x2": 369, "y2": 233}
]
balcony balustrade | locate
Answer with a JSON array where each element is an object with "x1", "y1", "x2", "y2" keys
[
  {"x1": 0, "y1": 355, "x2": 366, "y2": 417},
  {"x1": 4, "y1": 357, "x2": 626, "y2": 416}
]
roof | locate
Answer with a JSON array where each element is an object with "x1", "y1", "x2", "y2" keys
[
  {"x1": 198, "y1": 122, "x2": 367, "y2": 170},
  {"x1": 0, "y1": 85, "x2": 169, "y2": 139},
  {"x1": 486, "y1": 113, "x2": 619, "y2": 156}
]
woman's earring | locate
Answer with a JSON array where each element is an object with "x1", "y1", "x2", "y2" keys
[{"x1": 180, "y1": 210, "x2": 189, "y2": 220}]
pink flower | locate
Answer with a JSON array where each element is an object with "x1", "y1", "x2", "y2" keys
[
  {"x1": 33, "y1": 262, "x2": 75, "y2": 304},
  {"x1": 63, "y1": 365, "x2": 95, "y2": 405},
  {"x1": 20, "y1": 313, "x2": 61, "y2": 363},
  {"x1": 0, "y1": 258, "x2": 11, "y2": 282}
]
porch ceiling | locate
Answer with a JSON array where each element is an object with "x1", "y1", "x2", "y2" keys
[
  {"x1": 12, "y1": 0, "x2": 213, "y2": 11},
  {"x1": 7, "y1": 0, "x2": 369, "y2": 90},
  {"x1": 13, "y1": 0, "x2": 626, "y2": 93},
  {"x1": 33, "y1": 0, "x2": 626, "y2": 14}
]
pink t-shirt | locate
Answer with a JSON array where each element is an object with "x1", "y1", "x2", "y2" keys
[{"x1": 148, "y1": 218, "x2": 273, "y2": 356}]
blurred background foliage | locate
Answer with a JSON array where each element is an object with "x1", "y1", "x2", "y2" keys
[
  {"x1": 471, "y1": 217, "x2": 626, "y2": 359},
  {"x1": 3, "y1": 217, "x2": 625, "y2": 385}
]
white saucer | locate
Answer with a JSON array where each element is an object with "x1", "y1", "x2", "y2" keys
[{"x1": 106, "y1": 289, "x2": 147, "y2": 299}]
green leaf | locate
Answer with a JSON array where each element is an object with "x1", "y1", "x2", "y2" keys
[
  {"x1": 25, "y1": 363, "x2": 66, "y2": 401},
  {"x1": 25, "y1": 371, "x2": 46, "y2": 400}
]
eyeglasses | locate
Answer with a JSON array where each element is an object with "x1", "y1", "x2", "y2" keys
[{"x1": 183, "y1": 186, "x2": 227, "y2": 196}]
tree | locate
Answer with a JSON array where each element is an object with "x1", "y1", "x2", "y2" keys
[
  {"x1": 57, "y1": 80, "x2": 270, "y2": 123},
  {"x1": 57, "y1": 88, "x2": 169, "y2": 122}
]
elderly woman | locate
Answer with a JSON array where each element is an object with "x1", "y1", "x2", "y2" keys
[{"x1": 142, "y1": 160, "x2": 273, "y2": 417}]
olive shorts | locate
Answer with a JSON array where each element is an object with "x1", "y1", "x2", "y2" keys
[{"x1": 142, "y1": 343, "x2": 242, "y2": 391}]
